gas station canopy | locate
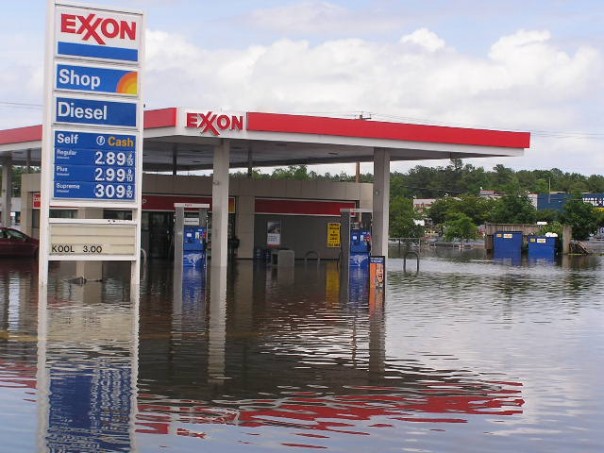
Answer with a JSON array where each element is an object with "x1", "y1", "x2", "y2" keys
[{"x1": 0, "y1": 107, "x2": 530, "y2": 172}]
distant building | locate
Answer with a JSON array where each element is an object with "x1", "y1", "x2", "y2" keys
[
  {"x1": 413, "y1": 198, "x2": 437, "y2": 213},
  {"x1": 537, "y1": 193, "x2": 604, "y2": 211},
  {"x1": 479, "y1": 189, "x2": 501, "y2": 200}
]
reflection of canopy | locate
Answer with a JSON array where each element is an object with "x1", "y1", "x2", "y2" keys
[
  {"x1": 137, "y1": 380, "x2": 524, "y2": 436},
  {"x1": 0, "y1": 359, "x2": 37, "y2": 389}
]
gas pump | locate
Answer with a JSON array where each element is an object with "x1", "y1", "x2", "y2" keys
[
  {"x1": 183, "y1": 225, "x2": 207, "y2": 267},
  {"x1": 340, "y1": 208, "x2": 373, "y2": 303},
  {"x1": 174, "y1": 203, "x2": 209, "y2": 270},
  {"x1": 341, "y1": 208, "x2": 373, "y2": 268}
]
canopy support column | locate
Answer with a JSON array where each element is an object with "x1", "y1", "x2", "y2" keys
[
  {"x1": 211, "y1": 139, "x2": 230, "y2": 268},
  {"x1": 372, "y1": 149, "x2": 390, "y2": 258},
  {"x1": 1, "y1": 155, "x2": 13, "y2": 226}
]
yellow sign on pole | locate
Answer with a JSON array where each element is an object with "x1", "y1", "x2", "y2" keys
[{"x1": 327, "y1": 222, "x2": 341, "y2": 248}]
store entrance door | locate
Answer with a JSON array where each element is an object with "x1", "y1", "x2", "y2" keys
[{"x1": 143, "y1": 212, "x2": 174, "y2": 259}]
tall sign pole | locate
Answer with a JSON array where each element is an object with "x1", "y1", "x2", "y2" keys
[{"x1": 40, "y1": 1, "x2": 145, "y2": 287}]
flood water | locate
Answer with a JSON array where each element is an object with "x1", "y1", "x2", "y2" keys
[{"x1": 1, "y1": 248, "x2": 603, "y2": 452}]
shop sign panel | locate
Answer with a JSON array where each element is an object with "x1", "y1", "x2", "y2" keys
[{"x1": 56, "y1": 64, "x2": 138, "y2": 96}]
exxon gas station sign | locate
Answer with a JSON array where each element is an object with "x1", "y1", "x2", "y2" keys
[
  {"x1": 186, "y1": 111, "x2": 245, "y2": 136},
  {"x1": 39, "y1": 2, "x2": 144, "y2": 270},
  {"x1": 56, "y1": 6, "x2": 142, "y2": 62}
]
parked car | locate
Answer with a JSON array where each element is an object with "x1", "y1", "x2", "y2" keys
[{"x1": 0, "y1": 227, "x2": 39, "y2": 257}]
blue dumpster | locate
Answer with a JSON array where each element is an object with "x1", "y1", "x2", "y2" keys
[
  {"x1": 493, "y1": 231, "x2": 523, "y2": 254},
  {"x1": 493, "y1": 231, "x2": 522, "y2": 264},
  {"x1": 528, "y1": 236, "x2": 558, "y2": 260}
]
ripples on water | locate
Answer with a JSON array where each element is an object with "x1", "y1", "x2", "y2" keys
[{"x1": 0, "y1": 249, "x2": 603, "y2": 452}]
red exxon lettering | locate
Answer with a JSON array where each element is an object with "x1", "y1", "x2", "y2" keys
[
  {"x1": 186, "y1": 112, "x2": 245, "y2": 136},
  {"x1": 60, "y1": 13, "x2": 137, "y2": 45}
]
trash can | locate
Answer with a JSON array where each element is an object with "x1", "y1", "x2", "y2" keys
[{"x1": 271, "y1": 249, "x2": 295, "y2": 267}]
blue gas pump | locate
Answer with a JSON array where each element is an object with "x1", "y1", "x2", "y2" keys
[
  {"x1": 183, "y1": 225, "x2": 207, "y2": 268},
  {"x1": 350, "y1": 229, "x2": 371, "y2": 268}
]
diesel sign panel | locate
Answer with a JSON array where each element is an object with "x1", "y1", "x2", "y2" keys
[{"x1": 55, "y1": 97, "x2": 137, "y2": 127}]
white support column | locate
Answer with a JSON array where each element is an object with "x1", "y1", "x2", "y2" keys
[
  {"x1": 373, "y1": 149, "x2": 390, "y2": 258},
  {"x1": 236, "y1": 192, "x2": 254, "y2": 259},
  {"x1": 211, "y1": 139, "x2": 230, "y2": 268},
  {"x1": 1, "y1": 155, "x2": 13, "y2": 226}
]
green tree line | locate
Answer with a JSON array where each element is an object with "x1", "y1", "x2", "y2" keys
[
  {"x1": 233, "y1": 162, "x2": 604, "y2": 241},
  {"x1": 233, "y1": 161, "x2": 604, "y2": 196}
]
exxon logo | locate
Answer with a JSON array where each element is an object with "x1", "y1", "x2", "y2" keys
[
  {"x1": 60, "y1": 13, "x2": 137, "y2": 45},
  {"x1": 186, "y1": 112, "x2": 245, "y2": 136}
]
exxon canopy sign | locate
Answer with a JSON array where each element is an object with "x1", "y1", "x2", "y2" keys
[{"x1": 186, "y1": 111, "x2": 245, "y2": 136}]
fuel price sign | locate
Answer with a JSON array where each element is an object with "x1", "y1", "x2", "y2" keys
[{"x1": 53, "y1": 130, "x2": 137, "y2": 202}]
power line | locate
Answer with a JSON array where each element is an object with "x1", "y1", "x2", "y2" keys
[{"x1": 0, "y1": 101, "x2": 42, "y2": 110}]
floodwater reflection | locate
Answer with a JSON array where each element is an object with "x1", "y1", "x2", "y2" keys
[{"x1": 1, "y1": 250, "x2": 603, "y2": 452}]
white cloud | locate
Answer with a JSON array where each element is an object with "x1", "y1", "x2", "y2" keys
[
  {"x1": 400, "y1": 28, "x2": 446, "y2": 52},
  {"x1": 138, "y1": 25, "x2": 603, "y2": 174},
  {"x1": 1, "y1": 5, "x2": 602, "y2": 175},
  {"x1": 245, "y1": 1, "x2": 406, "y2": 37}
]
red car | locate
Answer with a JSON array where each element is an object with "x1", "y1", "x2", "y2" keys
[{"x1": 0, "y1": 227, "x2": 39, "y2": 257}]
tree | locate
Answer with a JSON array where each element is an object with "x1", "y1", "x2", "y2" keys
[
  {"x1": 443, "y1": 213, "x2": 479, "y2": 241},
  {"x1": 426, "y1": 197, "x2": 460, "y2": 226},
  {"x1": 271, "y1": 165, "x2": 316, "y2": 180},
  {"x1": 559, "y1": 196, "x2": 599, "y2": 240},
  {"x1": 389, "y1": 196, "x2": 424, "y2": 238},
  {"x1": 491, "y1": 164, "x2": 518, "y2": 191},
  {"x1": 536, "y1": 208, "x2": 559, "y2": 223},
  {"x1": 456, "y1": 194, "x2": 494, "y2": 225},
  {"x1": 489, "y1": 191, "x2": 536, "y2": 224}
]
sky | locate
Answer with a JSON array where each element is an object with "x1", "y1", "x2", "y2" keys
[{"x1": 1, "y1": 0, "x2": 603, "y2": 176}]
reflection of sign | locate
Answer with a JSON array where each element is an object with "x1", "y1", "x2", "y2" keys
[
  {"x1": 327, "y1": 222, "x2": 340, "y2": 248},
  {"x1": 267, "y1": 221, "x2": 281, "y2": 248}
]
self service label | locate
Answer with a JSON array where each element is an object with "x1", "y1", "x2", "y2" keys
[{"x1": 54, "y1": 131, "x2": 136, "y2": 167}]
